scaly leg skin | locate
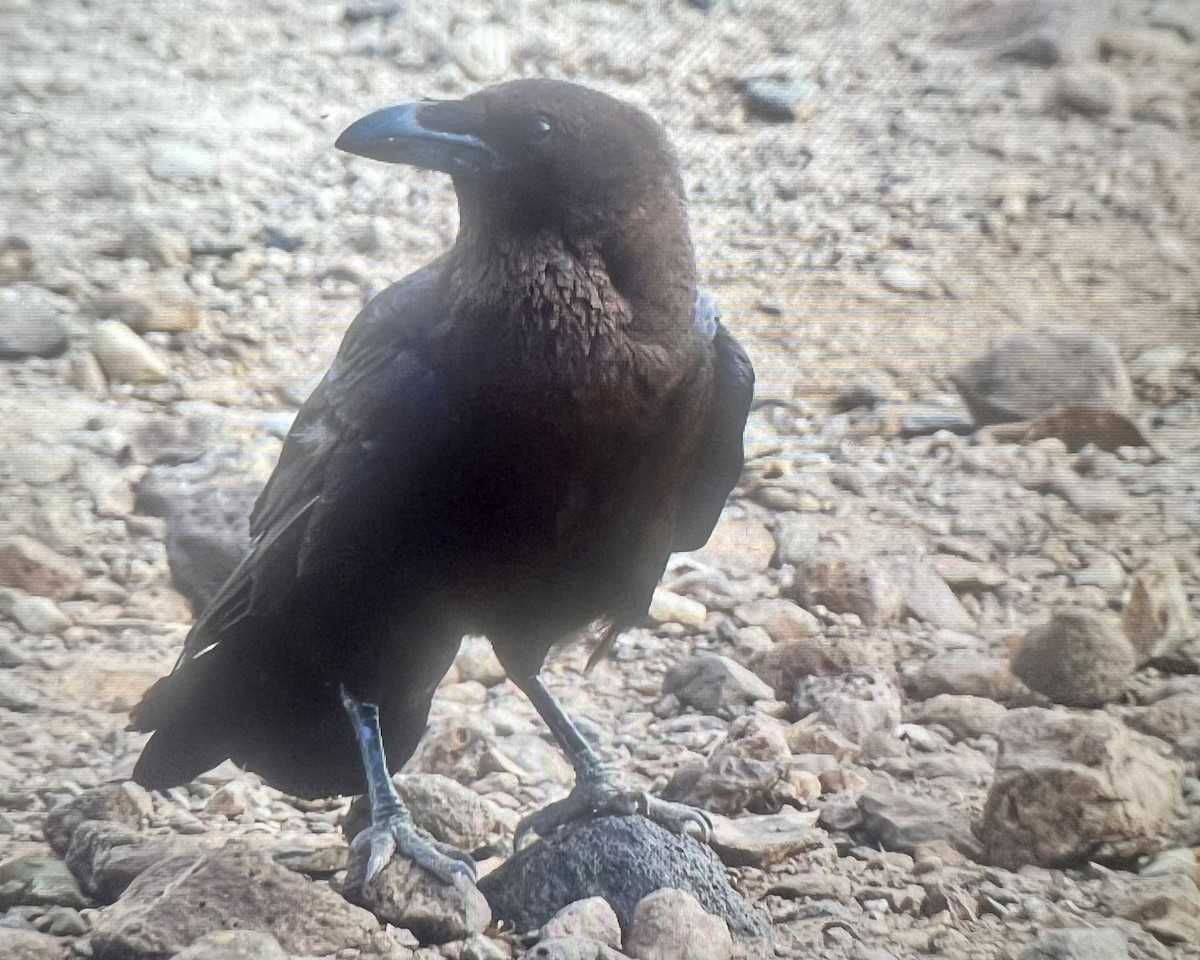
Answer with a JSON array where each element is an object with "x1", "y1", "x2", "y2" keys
[
  {"x1": 340, "y1": 687, "x2": 476, "y2": 886},
  {"x1": 512, "y1": 675, "x2": 713, "y2": 850}
]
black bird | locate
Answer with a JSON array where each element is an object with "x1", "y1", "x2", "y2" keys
[{"x1": 130, "y1": 79, "x2": 754, "y2": 885}]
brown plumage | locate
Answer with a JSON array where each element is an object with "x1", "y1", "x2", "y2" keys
[{"x1": 130, "y1": 80, "x2": 753, "y2": 871}]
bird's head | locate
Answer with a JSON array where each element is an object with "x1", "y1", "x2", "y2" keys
[{"x1": 336, "y1": 79, "x2": 686, "y2": 237}]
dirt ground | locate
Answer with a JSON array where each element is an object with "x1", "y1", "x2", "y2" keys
[{"x1": 1, "y1": 0, "x2": 1199, "y2": 958}]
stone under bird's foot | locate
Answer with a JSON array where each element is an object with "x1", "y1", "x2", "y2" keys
[
  {"x1": 347, "y1": 809, "x2": 477, "y2": 888},
  {"x1": 514, "y1": 767, "x2": 713, "y2": 850}
]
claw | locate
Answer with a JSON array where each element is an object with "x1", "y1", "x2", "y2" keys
[
  {"x1": 348, "y1": 813, "x2": 476, "y2": 888},
  {"x1": 515, "y1": 776, "x2": 712, "y2": 849},
  {"x1": 641, "y1": 792, "x2": 714, "y2": 841}
]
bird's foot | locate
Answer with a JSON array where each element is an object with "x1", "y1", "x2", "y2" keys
[
  {"x1": 514, "y1": 765, "x2": 712, "y2": 850},
  {"x1": 348, "y1": 808, "x2": 477, "y2": 888}
]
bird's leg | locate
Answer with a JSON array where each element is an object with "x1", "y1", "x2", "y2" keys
[
  {"x1": 339, "y1": 686, "x2": 476, "y2": 886},
  {"x1": 512, "y1": 674, "x2": 712, "y2": 849}
]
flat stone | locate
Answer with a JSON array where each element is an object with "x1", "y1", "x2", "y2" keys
[
  {"x1": 0, "y1": 856, "x2": 88, "y2": 909},
  {"x1": 750, "y1": 635, "x2": 892, "y2": 700},
  {"x1": 733, "y1": 598, "x2": 819, "y2": 641},
  {"x1": 953, "y1": 332, "x2": 1132, "y2": 425},
  {"x1": 1115, "y1": 874, "x2": 1200, "y2": 945},
  {"x1": 91, "y1": 845, "x2": 394, "y2": 957},
  {"x1": 1017, "y1": 927, "x2": 1130, "y2": 959},
  {"x1": 906, "y1": 694, "x2": 1007, "y2": 740},
  {"x1": 881, "y1": 559, "x2": 975, "y2": 630},
  {"x1": 905, "y1": 650, "x2": 1035, "y2": 705},
  {"x1": 1126, "y1": 693, "x2": 1200, "y2": 764},
  {"x1": 693, "y1": 516, "x2": 775, "y2": 576},
  {"x1": 708, "y1": 809, "x2": 822, "y2": 867},
  {"x1": 859, "y1": 790, "x2": 972, "y2": 854},
  {"x1": 663, "y1": 655, "x2": 774, "y2": 716}
]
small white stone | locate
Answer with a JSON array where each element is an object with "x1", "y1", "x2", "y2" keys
[
  {"x1": 648, "y1": 588, "x2": 707, "y2": 629},
  {"x1": 90, "y1": 320, "x2": 170, "y2": 383}
]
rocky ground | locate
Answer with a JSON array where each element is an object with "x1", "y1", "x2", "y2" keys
[{"x1": 2, "y1": 0, "x2": 1200, "y2": 958}]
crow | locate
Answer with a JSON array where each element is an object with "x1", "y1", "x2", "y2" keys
[{"x1": 131, "y1": 79, "x2": 755, "y2": 885}]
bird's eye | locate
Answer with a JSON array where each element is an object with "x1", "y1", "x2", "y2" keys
[{"x1": 530, "y1": 116, "x2": 553, "y2": 140}]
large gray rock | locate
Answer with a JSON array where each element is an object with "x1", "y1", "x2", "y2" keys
[
  {"x1": 1011, "y1": 608, "x2": 1137, "y2": 707},
  {"x1": 90, "y1": 845, "x2": 395, "y2": 958},
  {"x1": 952, "y1": 332, "x2": 1132, "y2": 425},
  {"x1": 477, "y1": 816, "x2": 770, "y2": 948},
  {"x1": 979, "y1": 709, "x2": 1183, "y2": 869}
]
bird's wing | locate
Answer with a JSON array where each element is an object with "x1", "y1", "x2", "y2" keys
[
  {"x1": 177, "y1": 269, "x2": 452, "y2": 661},
  {"x1": 672, "y1": 297, "x2": 755, "y2": 553}
]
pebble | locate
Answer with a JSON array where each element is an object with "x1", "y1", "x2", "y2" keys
[
  {"x1": 147, "y1": 141, "x2": 218, "y2": 181},
  {"x1": 0, "y1": 285, "x2": 71, "y2": 359},
  {"x1": 1053, "y1": 66, "x2": 1128, "y2": 118},
  {"x1": 648, "y1": 588, "x2": 707, "y2": 629},
  {"x1": 90, "y1": 320, "x2": 170, "y2": 383},
  {"x1": 743, "y1": 79, "x2": 818, "y2": 123},
  {"x1": 878, "y1": 263, "x2": 930, "y2": 296}
]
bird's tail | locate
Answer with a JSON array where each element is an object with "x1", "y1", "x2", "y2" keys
[{"x1": 128, "y1": 657, "x2": 241, "y2": 791}]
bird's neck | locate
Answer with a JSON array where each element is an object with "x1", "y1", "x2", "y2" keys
[
  {"x1": 443, "y1": 198, "x2": 698, "y2": 405},
  {"x1": 449, "y1": 187, "x2": 696, "y2": 346}
]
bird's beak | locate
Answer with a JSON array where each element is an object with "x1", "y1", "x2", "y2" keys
[{"x1": 335, "y1": 102, "x2": 501, "y2": 177}]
